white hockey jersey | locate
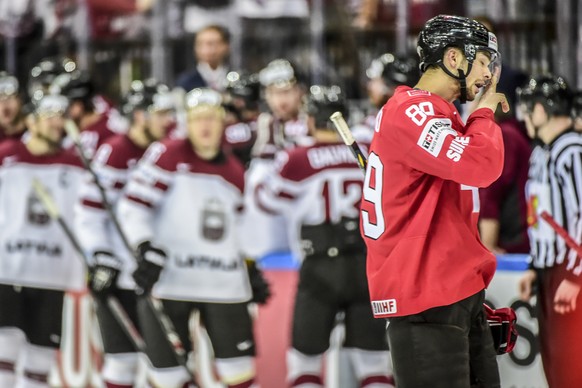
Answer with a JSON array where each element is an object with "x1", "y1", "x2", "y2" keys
[
  {"x1": 0, "y1": 139, "x2": 85, "y2": 290},
  {"x1": 75, "y1": 134, "x2": 146, "y2": 289},
  {"x1": 117, "y1": 139, "x2": 252, "y2": 303}
]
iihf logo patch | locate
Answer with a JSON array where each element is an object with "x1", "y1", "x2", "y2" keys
[{"x1": 371, "y1": 299, "x2": 398, "y2": 316}]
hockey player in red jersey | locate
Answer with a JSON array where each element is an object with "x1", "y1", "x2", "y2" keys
[
  {"x1": 117, "y1": 88, "x2": 259, "y2": 388},
  {"x1": 256, "y1": 85, "x2": 394, "y2": 387},
  {"x1": 0, "y1": 71, "x2": 27, "y2": 143},
  {"x1": 0, "y1": 93, "x2": 85, "y2": 387},
  {"x1": 75, "y1": 79, "x2": 175, "y2": 388},
  {"x1": 361, "y1": 15, "x2": 509, "y2": 387}
]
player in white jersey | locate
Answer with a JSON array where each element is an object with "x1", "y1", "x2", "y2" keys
[
  {"x1": 517, "y1": 75, "x2": 582, "y2": 388},
  {"x1": 117, "y1": 88, "x2": 259, "y2": 388},
  {"x1": 0, "y1": 93, "x2": 85, "y2": 388},
  {"x1": 256, "y1": 86, "x2": 394, "y2": 387},
  {"x1": 75, "y1": 79, "x2": 175, "y2": 388}
]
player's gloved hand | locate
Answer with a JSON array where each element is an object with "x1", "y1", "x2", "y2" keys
[
  {"x1": 245, "y1": 259, "x2": 271, "y2": 305},
  {"x1": 89, "y1": 251, "x2": 121, "y2": 298},
  {"x1": 133, "y1": 241, "x2": 167, "y2": 293}
]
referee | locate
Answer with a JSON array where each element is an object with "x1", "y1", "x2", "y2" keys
[{"x1": 518, "y1": 74, "x2": 582, "y2": 388}]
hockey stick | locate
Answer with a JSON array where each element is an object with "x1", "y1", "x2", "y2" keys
[
  {"x1": 330, "y1": 112, "x2": 367, "y2": 173},
  {"x1": 64, "y1": 121, "x2": 133, "y2": 254},
  {"x1": 31, "y1": 178, "x2": 146, "y2": 353},
  {"x1": 63, "y1": 121, "x2": 194, "y2": 380},
  {"x1": 540, "y1": 211, "x2": 582, "y2": 257}
]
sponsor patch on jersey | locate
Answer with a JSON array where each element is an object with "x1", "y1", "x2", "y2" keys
[
  {"x1": 417, "y1": 118, "x2": 456, "y2": 157},
  {"x1": 371, "y1": 299, "x2": 397, "y2": 316},
  {"x1": 407, "y1": 89, "x2": 431, "y2": 97}
]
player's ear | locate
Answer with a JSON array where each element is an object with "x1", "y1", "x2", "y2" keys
[{"x1": 443, "y1": 47, "x2": 463, "y2": 71}]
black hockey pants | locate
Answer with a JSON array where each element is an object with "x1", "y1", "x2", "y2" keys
[{"x1": 386, "y1": 290, "x2": 500, "y2": 388}]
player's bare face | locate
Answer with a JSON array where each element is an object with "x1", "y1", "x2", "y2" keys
[
  {"x1": 148, "y1": 110, "x2": 174, "y2": 140},
  {"x1": 36, "y1": 114, "x2": 65, "y2": 144},
  {"x1": 195, "y1": 29, "x2": 229, "y2": 69},
  {"x1": 266, "y1": 85, "x2": 302, "y2": 121},
  {"x1": 0, "y1": 95, "x2": 20, "y2": 126},
  {"x1": 187, "y1": 111, "x2": 224, "y2": 153},
  {"x1": 465, "y1": 52, "x2": 492, "y2": 101}
]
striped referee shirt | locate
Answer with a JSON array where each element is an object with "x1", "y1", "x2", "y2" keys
[{"x1": 526, "y1": 130, "x2": 582, "y2": 277}]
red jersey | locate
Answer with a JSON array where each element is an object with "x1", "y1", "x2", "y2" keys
[{"x1": 362, "y1": 86, "x2": 504, "y2": 318}]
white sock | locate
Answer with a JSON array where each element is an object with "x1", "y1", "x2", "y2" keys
[
  {"x1": 348, "y1": 348, "x2": 394, "y2": 387},
  {"x1": 0, "y1": 328, "x2": 25, "y2": 387},
  {"x1": 15, "y1": 343, "x2": 56, "y2": 388},
  {"x1": 147, "y1": 365, "x2": 190, "y2": 388},
  {"x1": 286, "y1": 348, "x2": 323, "y2": 387},
  {"x1": 215, "y1": 356, "x2": 256, "y2": 387},
  {"x1": 102, "y1": 352, "x2": 139, "y2": 387}
]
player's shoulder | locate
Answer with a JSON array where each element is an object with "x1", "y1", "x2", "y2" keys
[
  {"x1": 141, "y1": 138, "x2": 188, "y2": 172},
  {"x1": 552, "y1": 131, "x2": 582, "y2": 158},
  {"x1": 221, "y1": 153, "x2": 245, "y2": 193},
  {"x1": 0, "y1": 139, "x2": 24, "y2": 164},
  {"x1": 58, "y1": 147, "x2": 85, "y2": 169},
  {"x1": 95, "y1": 134, "x2": 141, "y2": 168}
]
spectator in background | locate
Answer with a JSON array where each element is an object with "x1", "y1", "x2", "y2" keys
[{"x1": 175, "y1": 24, "x2": 231, "y2": 92}]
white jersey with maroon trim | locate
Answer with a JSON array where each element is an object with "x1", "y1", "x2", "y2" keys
[
  {"x1": 254, "y1": 141, "x2": 366, "y2": 256},
  {"x1": 75, "y1": 134, "x2": 146, "y2": 289},
  {"x1": 0, "y1": 139, "x2": 85, "y2": 291},
  {"x1": 117, "y1": 139, "x2": 252, "y2": 302}
]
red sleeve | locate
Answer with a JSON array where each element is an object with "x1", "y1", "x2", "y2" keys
[{"x1": 383, "y1": 99, "x2": 504, "y2": 188}]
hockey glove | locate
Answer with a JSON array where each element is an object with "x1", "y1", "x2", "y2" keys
[
  {"x1": 246, "y1": 259, "x2": 271, "y2": 305},
  {"x1": 484, "y1": 304, "x2": 519, "y2": 355},
  {"x1": 133, "y1": 241, "x2": 167, "y2": 293},
  {"x1": 89, "y1": 251, "x2": 121, "y2": 298}
]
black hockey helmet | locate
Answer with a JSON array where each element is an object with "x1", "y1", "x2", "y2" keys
[
  {"x1": 0, "y1": 71, "x2": 19, "y2": 97},
  {"x1": 516, "y1": 74, "x2": 572, "y2": 117},
  {"x1": 417, "y1": 15, "x2": 499, "y2": 102},
  {"x1": 224, "y1": 71, "x2": 260, "y2": 110},
  {"x1": 28, "y1": 56, "x2": 76, "y2": 104},
  {"x1": 54, "y1": 70, "x2": 95, "y2": 103},
  {"x1": 306, "y1": 85, "x2": 348, "y2": 130},
  {"x1": 366, "y1": 53, "x2": 420, "y2": 87},
  {"x1": 121, "y1": 79, "x2": 173, "y2": 116}
]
